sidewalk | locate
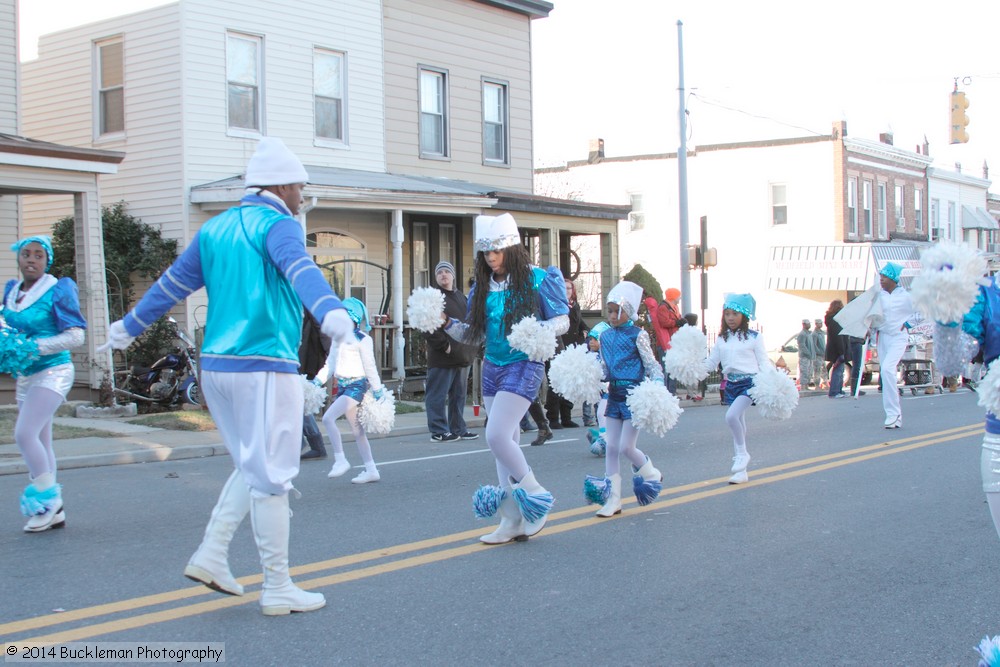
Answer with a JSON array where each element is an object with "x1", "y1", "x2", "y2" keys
[{"x1": 0, "y1": 390, "x2": 828, "y2": 476}]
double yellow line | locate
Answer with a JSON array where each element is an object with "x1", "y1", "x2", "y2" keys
[{"x1": 1, "y1": 423, "x2": 982, "y2": 647}]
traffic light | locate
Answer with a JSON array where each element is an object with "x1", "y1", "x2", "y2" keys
[
  {"x1": 951, "y1": 90, "x2": 970, "y2": 144},
  {"x1": 686, "y1": 245, "x2": 701, "y2": 268}
]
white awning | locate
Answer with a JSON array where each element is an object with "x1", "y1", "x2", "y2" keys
[
  {"x1": 961, "y1": 205, "x2": 999, "y2": 230},
  {"x1": 767, "y1": 243, "x2": 922, "y2": 291}
]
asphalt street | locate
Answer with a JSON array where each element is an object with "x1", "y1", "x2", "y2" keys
[{"x1": 1, "y1": 388, "x2": 997, "y2": 666}]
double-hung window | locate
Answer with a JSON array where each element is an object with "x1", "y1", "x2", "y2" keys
[
  {"x1": 894, "y1": 184, "x2": 905, "y2": 231},
  {"x1": 482, "y1": 79, "x2": 509, "y2": 165},
  {"x1": 770, "y1": 184, "x2": 787, "y2": 225},
  {"x1": 314, "y1": 49, "x2": 345, "y2": 142},
  {"x1": 96, "y1": 38, "x2": 124, "y2": 136},
  {"x1": 848, "y1": 178, "x2": 858, "y2": 237},
  {"x1": 914, "y1": 190, "x2": 923, "y2": 232},
  {"x1": 863, "y1": 180, "x2": 873, "y2": 237},
  {"x1": 877, "y1": 183, "x2": 887, "y2": 239},
  {"x1": 227, "y1": 32, "x2": 262, "y2": 133},
  {"x1": 419, "y1": 68, "x2": 448, "y2": 158}
]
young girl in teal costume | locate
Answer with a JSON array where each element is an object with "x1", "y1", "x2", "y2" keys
[
  {"x1": 3, "y1": 235, "x2": 86, "y2": 532},
  {"x1": 322, "y1": 297, "x2": 386, "y2": 484},
  {"x1": 444, "y1": 213, "x2": 569, "y2": 544}
]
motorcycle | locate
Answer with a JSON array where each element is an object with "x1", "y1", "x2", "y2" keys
[{"x1": 113, "y1": 317, "x2": 202, "y2": 408}]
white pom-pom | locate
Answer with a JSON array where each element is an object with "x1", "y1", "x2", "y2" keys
[
  {"x1": 359, "y1": 390, "x2": 396, "y2": 435},
  {"x1": 748, "y1": 366, "x2": 799, "y2": 420},
  {"x1": 910, "y1": 242, "x2": 988, "y2": 323},
  {"x1": 548, "y1": 344, "x2": 603, "y2": 405},
  {"x1": 406, "y1": 287, "x2": 446, "y2": 333},
  {"x1": 626, "y1": 379, "x2": 683, "y2": 437},
  {"x1": 977, "y1": 360, "x2": 1000, "y2": 416},
  {"x1": 301, "y1": 376, "x2": 326, "y2": 415},
  {"x1": 663, "y1": 326, "x2": 709, "y2": 386},
  {"x1": 508, "y1": 316, "x2": 557, "y2": 362}
]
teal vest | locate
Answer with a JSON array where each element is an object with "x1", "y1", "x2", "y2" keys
[
  {"x1": 4, "y1": 287, "x2": 72, "y2": 375},
  {"x1": 199, "y1": 205, "x2": 302, "y2": 372}
]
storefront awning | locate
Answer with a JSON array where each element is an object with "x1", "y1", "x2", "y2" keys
[
  {"x1": 767, "y1": 243, "x2": 923, "y2": 291},
  {"x1": 961, "y1": 205, "x2": 999, "y2": 230}
]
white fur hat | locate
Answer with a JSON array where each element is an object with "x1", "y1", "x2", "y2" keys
[
  {"x1": 244, "y1": 137, "x2": 309, "y2": 187},
  {"x1": 474, "y1": 213, "x2": 521, "y2": 253},
  {"x1": 607, "y1": 281, "x2": 643, "y2": 320}
]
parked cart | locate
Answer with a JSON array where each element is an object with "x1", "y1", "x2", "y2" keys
[{"x1": 898, "y1": 330, "x2": 937, "y2": 396}]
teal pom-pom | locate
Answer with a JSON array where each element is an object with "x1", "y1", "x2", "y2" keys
[
  {"x1": 589, "y1": 437, "x2": 606, "y2": 457},
  {"x1": 0, "y1": 327, "x2": 40, "y2": 377},
  {"x1": 20, "y1": 482, "x2": 62, "y2": 517},
  {"x1": 512, "y1": 487, "x2": 553, "y2": 523},
  {"x1": 976, "y1": 634, "x2": 1000, "y2": 667},
  {"x1": 632, "y1": 474, "x2": 662, "y2": 506},
  {"x1": 472, "y1": 484, "x2": 506, "y2": 518},
  {"x1": 583, "y1": 474, "x2": 611, "y2": 505}
]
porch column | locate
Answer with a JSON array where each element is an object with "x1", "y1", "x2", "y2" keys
[
  {"x1": 74, "y1": 188, "x2": 111, "y2": 387},
  {"x1": 391, "y1": 209, "x2": 405, "y2": 381}
]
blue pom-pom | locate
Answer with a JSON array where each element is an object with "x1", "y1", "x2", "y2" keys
[
  {"x1": 583, "y1": 474, "x2": 611, "y2": 504},
  {"x1": 512, "y1": 487, "x2": 553, "y2": 523},
  {"x1": 0, "y1": 327, "x2": 40, "y2": 377},
  {"x1": 20, "y1": 482, "x2": 62, "y2": 517},
  {"x1": 632, "y1": 475, "x2": 662, "y2": 506},
  {"x1": 472, "y1": 484, "x2": 505, "y2": 518}
]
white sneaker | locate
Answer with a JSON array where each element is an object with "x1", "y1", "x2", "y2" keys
[
  {"x1": 24, "y1": 507, "x2": 66, "y2": 533},
  {"x1": 728, "y1": 470, "x2": 749, "y2": 484},
  {"x1": 351, "y1": 469, "x2": 380, "y2": 484},
  {"x1": 884, "y1": 417, "x2": 902, "y2": 429},
  {"x1": 327, "y1": 459, "x2": 351, "y2": 478},
  {"x1": 731, "y1": 453, "x2": 751, "y2": 473}
]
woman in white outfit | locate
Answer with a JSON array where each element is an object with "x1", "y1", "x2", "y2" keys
[{"x1": 874, "y1": 262, "x2": 917, "y2": 429}]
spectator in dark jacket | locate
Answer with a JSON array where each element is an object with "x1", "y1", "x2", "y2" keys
[
  {"x1": 547, "y1": 278, "x2": 587, "y2": 428},
  {"x1": 824, "y1": 300, "x2": 847, "y2": 398},
  {"x1": 300, "y1": 313, "x2": 331, "y2": 460},
  {"x1": 425, "y1": 261, "x2": 478, "y2": 442}
]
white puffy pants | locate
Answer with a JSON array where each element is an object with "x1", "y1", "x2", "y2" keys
[
  {"x1": 877, "y1": 332, "x2": 907, "y2": 425},
  {"x1": 201, "y1": 371, "x2": 304, "y2": 497}
]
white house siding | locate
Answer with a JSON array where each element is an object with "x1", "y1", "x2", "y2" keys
[
  {"x1": 0, "y1": 0, "x2": 16, "y2": 134},
  {"x1": 21, "y1": 4, "x2": 186, "y2": 244},
  {"x1": 383, "y1": 0, "x2": 534, "y2": 192},
  {"x1": 536, "y1": 139, "x2": 840, "y2": 339},
  {"x1": 927, "y1": 167, "x2": 993, "y2": 250}
]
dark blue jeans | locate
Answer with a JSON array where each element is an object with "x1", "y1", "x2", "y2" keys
[
  {"x1": 425, "y1": 365, "x2": 470, "y2": 436},
  {"x1": 828, "y1": 357, "x2": 845, "y2": 396}
]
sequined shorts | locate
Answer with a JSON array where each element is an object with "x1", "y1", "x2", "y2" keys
[
  {"x1": 335, "y1": 377, "x2": 368, "y2": 402},
  {"x1": 16, "y1": 363, "x2": 75, "y2": 405},
  {"x1": 481, "y1": 359, "x2": 545, "y2": 402},
  {"x1": 605, "y1": 384, "x2": 636, "y2": 421},
  {"x1": 723, "y1": 375, "x2": 754, "y2": 406}
]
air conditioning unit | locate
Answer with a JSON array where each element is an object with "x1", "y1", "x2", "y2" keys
[
  {"x1": 988, "y1": 243, "x2": 1000, "y2": 254},
  {"x1": 930, "y1": 227, "x2": 942, "y2": 241},
  {"x1": 628, "y1": 212, "x2": 645, "y2": 231}
]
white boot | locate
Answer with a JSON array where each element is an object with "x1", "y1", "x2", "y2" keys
[
  {"x1": 183, "y1": 469, "x2": 250, "y2": 596},
  {"x1": 22, "y1": 472, "x2": 65, "y2": 533},
  {"x1": 479, "y1": 491, "x2": 526, "y2": 544},
  {"x1": 632, "y1": 457, "x2": 663, "y2": 506},
  {"x1": 596, "y1": 474, "x2": 622, "y2": 518},
  {"x1": 251, "y1": 493, "x2": 326, "y2": 616},
  {"x1": 510, "y1": 469, "x2": 553, "y2": 538}
]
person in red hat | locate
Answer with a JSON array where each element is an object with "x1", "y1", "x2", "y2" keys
[{"x1": 643, "y1": 287, "x2": 683, "y2": 393}]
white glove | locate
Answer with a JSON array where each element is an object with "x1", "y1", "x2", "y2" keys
[
  {"x1": 96, "y1": 320, "x2": 136, "y2": 352},
  {"x1": 321, "y1": 309, "x2": 355, "y2": 344}
]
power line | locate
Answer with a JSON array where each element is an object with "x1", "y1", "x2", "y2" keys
[{"x1": 689, "y1": 92, "x2": 827, "y2": 137}]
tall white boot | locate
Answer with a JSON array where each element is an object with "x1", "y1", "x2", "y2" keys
[
  {"x1": 183, "y1": 469, "x2": 250, "y2": 596},
  {"x1": 510, "y1": 469, "x2": 553, "y2": 537},
  {"x1": 596, "y1": 474, "x2": 622, "y2": 517},
  {"x1": 22, "y1": 472, "x2": 65, "y2": 533},
  {"x1": 251, "y1": 493, "x2": 325, "y2": 616},
  {"x1": 479, "y1": 490, "x2": 526, "y2": 544}
]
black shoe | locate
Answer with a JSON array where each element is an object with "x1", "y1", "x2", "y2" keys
[
  {"x1": 301, "y1": 449, "x2": 327, "y2": 460},
  {"x1": 562, "y1": 420, "x2": 580, "y2": 428},
  {"x1": 531, "y1": 428, "x2": 553, "y2": 446},
  {"x1": 458, "y1": 431, "x2": 479, "y2": 440},
  {"x1": 549, "y1": 422, "x2": 563, "y2": 430},
  {"x1": 430, "y1": 433, "x2": 460, "y2": 443}
]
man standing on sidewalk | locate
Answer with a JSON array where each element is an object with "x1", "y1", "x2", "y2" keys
[
  {"x1": 797, "y1": 319, "x2": 816, "y2": 389},
  {"x1": 425, "y1": 261, "x2": 478, "y2": 442},
  {"x1": 100, "y1": 137, "x2": 354, "y2": 616}
]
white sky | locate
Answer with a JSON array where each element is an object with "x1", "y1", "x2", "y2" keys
[{"x1": 18, "y1": 0, "x2": 1000, "y2": 181}]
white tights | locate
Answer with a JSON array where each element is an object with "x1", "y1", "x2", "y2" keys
[
  {"x1": 603, "y1": 417, "x2": 646, "y2": 477},
  {"x1": 322, "y1": 395, "x2": 375, "y2": 466},
  {"x1": 725, "y1": 395, "x2": 752, "y2": 457},
  {"x1": 16, "y1": 386, "x2": 62, "y2": 479},
  {"x1": 483, "y1": 392, "x2": 530, "y2": 484}
]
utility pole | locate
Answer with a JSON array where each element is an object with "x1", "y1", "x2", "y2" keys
[{"x1": 676, "y1": 20, "x2": 691, "y2": 315}]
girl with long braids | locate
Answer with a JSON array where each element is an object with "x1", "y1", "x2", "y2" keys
[
  {"x1": 4, "y1": 236, "x2": 86, "y2": 532},
  {"x1": 704, "y1": 293, "x2": 770, "y2": 484},
  {"x1": 444, "y1": 213, "x2": 569, "y2": 544}
]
